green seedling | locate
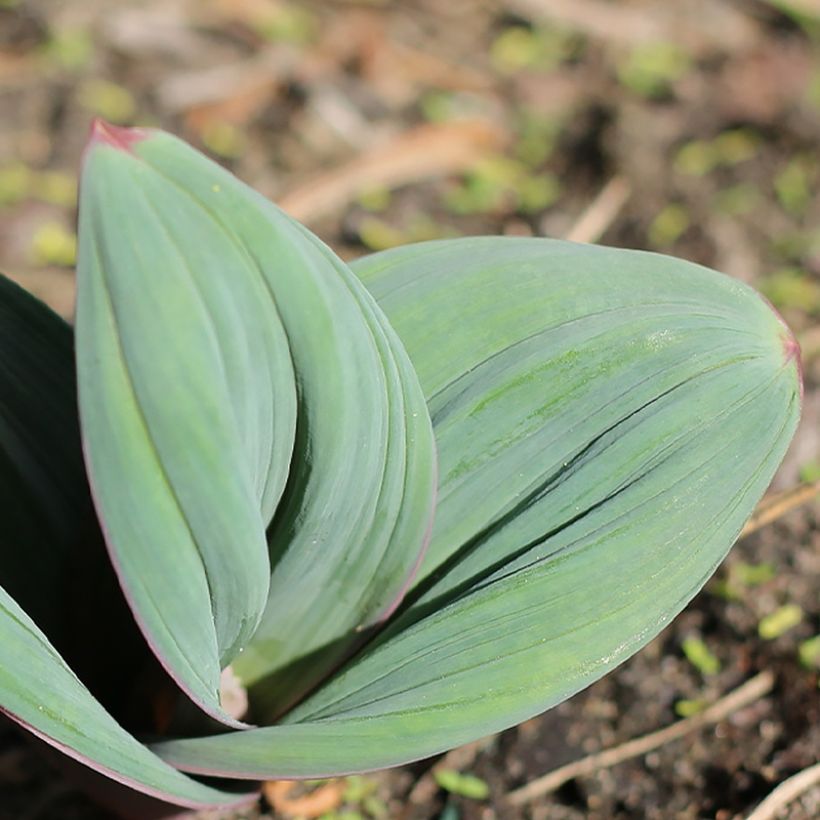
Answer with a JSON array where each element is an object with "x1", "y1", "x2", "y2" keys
[
  {"x1": 32, "y1": 170, "x2": 77, "y2": 207},
  {"x1": 617, "y1": 42, "x2": 691, "y2": 98},
  {"x1": 490, "y1": 25, "x2": 579, "y2": 75},
  {"x1": 774, "y1": 156, "x2": 817, "y2": 217},
  {"x1": 356, "y1": 185, "x2": 392, "y2": 213},
  {"x1": 0, "y1": 121, "x2": 801, "y2": 812},
  {"x1": 676, "y1": 130, "x2": 760, "y2": 177},
  {"x1": 674, "y1": 698, "x2": 707, "y2": 718},
  {"x1": 77, "y1": 79, "x2": 137, "y2": 124},
  {"x1": 712, "y1": 183, "x2": 761, "y2": 217},
  {"x1": 798, "y1": 635, "x2": 820, "y2": 669},
  {"x1": 648, "y1": 203, "x2": 690, "y2": 247},
  {"x1": 434, "y1": 770, "x2": 490, "y2": 800},
  {"x1": 251, "y1": 3, "x2": 316, "y2": 45},
  {"x1": 0, "y1": 165, "x2": 77, "y2": 208},
  {"x1": 200, "y1": 121, "x2": 246, "y2": 160},
  {"x1": 445, "y1": 155, "x2": 560, "y2": 216},
  {"x1": 30, "y1": 221, "x2": 77, "y2": 266},
  {"x1": 710, "y1": 561, "x2": 776, "y2": 601},
  {"x1": 682, "y1": 637, "x2": 721, "y2": 676},
  {"x1": 0, "y1": 162, "x2": 32, "y2": 206},
  {"x1": 357, "y1": 214, "x2": 456, "y2": 251},
  {"x1": 342, "y1": 776, "x2": 385, "y2": 817},
  {"x1": 41, "y1": 27, "x2": 94, "y2": 70},
  {"x1": 514, "y1": 112, "x2": 559, "y2": 168},
  {"x1": 759, "y1": 604, "x2": 804, "y2": 639},
  {"x1": 799, "y1": 461, "x2": 820, "y2": 483},
  {"x1": 760, "y1": 268, "x2": 820, "y2": 316}
]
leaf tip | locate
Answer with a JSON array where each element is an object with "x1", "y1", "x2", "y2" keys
[
  {"x1": 782, "y1": 330, "x2": 804, "y2": 404},
  {"x1": 757, "y1": 289, "x2": 804, "y2": 406},
  {"x1": 86, "y1": 118, "x2": 147, "y2": 154}
]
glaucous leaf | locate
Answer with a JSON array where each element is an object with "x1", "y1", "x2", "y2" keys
[
  {"x1": 154, "y1": 239, "x2": 800, "y2": 778},
  {"x1": 76, "y1": 123, "x2": 436, "y2": 722}
]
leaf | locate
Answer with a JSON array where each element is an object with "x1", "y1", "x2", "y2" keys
[
  {"x1": 77, "y1": 124, "x2": 295, "y2": 724},
  {"x1": 153, "y1": 238, "x2": 799, "y2": 778},
  {"x1": 0, "y1": 273, "x2": 89, "y2": 638},
  {"x1": 0, "y1": 584, "x2": 256, "y2": 810},
  {"x1": 434, "y1": 770, "x2": 490, "y2": 800},
  {"x1": 76, "y1": 122, "x2": 436, "y2": 721}
]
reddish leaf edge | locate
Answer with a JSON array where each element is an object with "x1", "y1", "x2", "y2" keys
[
  {"x1": 77, "y1": 421, "x2": 254, "y2": 731},
  {"x1": 79, "y1": 125, "x2": 256, "y2": 731},
  {"x1": 88, "y1": 118, "x2": 148, "y2": 154}
]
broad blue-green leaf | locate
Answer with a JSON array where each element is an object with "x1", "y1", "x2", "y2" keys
[
  {"x1": 0, "y1": 584, "x2": 256, "y2": 810},
  {"x1": 76, "y1": 123, "x2": 436, "y2": 721},
  {"x1": 77, "y1": 124, "x2": 296, "y2": 724},
  {"x1": 153, "y1": 239, "x2": 800, "y2": 777}
]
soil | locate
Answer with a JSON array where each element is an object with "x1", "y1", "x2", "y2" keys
[{"x1": 0, "y1": 1, "x2": 817, "y2": 818}]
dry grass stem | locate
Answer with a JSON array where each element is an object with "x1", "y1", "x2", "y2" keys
[
  {"x1": 565, "y1": 177, "x2": 631, "y2": 244},
  {"x1": 741, "y1": 481, "x2": 820, "y2": 538},
  {"x1": 505, "y1": 670, "x2": 775, "y2": 806},
  {"x1": 279, "y1": 120, "x2": 506, "y2": 223},
  {"x1": 745, "y1": 762, "x2": 820, "y2": 820}
]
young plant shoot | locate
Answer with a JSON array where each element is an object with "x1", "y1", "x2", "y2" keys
[{"x1": 0, "y1": 120, "x2": 801, "y2": 810}]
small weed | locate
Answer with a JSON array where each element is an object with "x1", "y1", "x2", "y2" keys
[
  {"x1": 759, "y1": 604, "x2": 803, "y2": 640},
  {"x1": 618, "y1": 42, "x2": 690, "y2": 98},
  {"x1": 682, "y1": 636, "x2": 721, "y2": 676},
  {"x1": 434, "y1": 770, "x2": 490, "y2": 800},
  {"x1": 31, "y1": 222, "x2": 77, "y2": 267},
  {"x1": 648, "y1": 204, "x2": 689, "y2": 247}
]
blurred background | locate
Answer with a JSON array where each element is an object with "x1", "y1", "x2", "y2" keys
[{"x1": 0, "y1": 0, "x2": 818, "y2": 818}]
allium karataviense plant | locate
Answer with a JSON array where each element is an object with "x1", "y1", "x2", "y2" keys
[{"x1": 0, "y1": 120, "x2": 801, "y2": 812}]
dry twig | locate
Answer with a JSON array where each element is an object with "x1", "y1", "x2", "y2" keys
[
  {"x1": 504, "y1": 0, "x2": 759, "y2": 51},
  {"x1": 505, "y1": 670, "x2": 775, "y2": 806},
  {"x1": 745, "y1": 762, "x2": 820, "y2": 820},
  {"x1": 279, "y1": 120, "x2": 506, "y2": 223},
  {"x1": 740, "y1": 481, "x2": 820, "y2": 538},
  {"x1": 565, "y1": 177, "x2": 631, "y2": 244},
  {"x1": 263, "y1": 779, "x2": 345, "y2": 818}
]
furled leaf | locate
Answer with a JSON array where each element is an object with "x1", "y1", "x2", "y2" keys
[
  {"x1": 76, "y1": 123, "x2": 436, "y2": 721},
  {"x1": 153, "y1": 239, "x2": 800, "y2": 778}
]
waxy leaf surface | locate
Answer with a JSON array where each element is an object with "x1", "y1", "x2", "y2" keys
[
  {"x1": 76, "y1": 125, "x2": 436, "y2": 722},
  {"x1": 0, "y1": 273, "x2": 255, "y2": 809},
  {"x1": 154, "y1": 239, "x2": 800, "y2": 778}
]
